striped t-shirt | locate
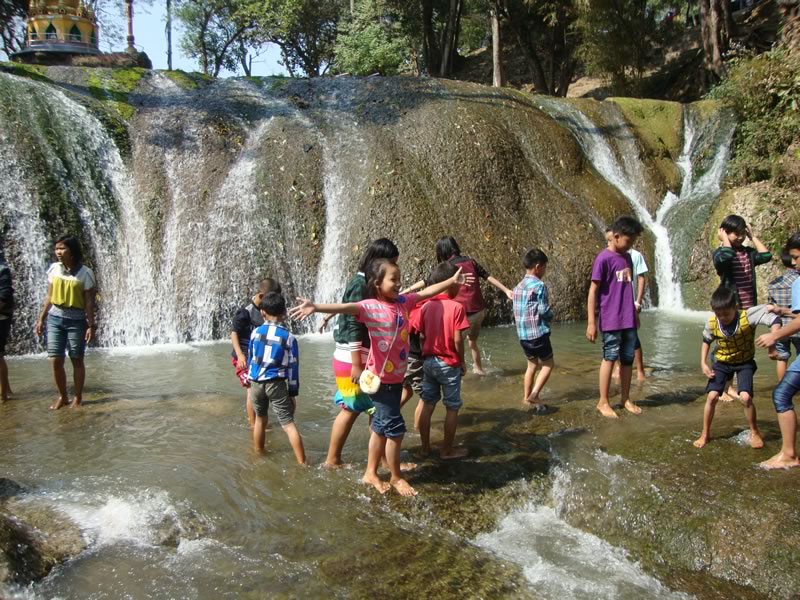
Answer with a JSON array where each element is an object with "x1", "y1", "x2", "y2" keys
[
  {"x1": 356, "y1": 293, "x2": 420, "y2": 384},
  {"x1": 732, "y1": 248, "x2": 755, "y2": 308}
]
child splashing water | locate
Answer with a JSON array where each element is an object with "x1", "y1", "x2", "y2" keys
[{"x1": 290, "y1": 259, "x2": 468, "y2": 496}]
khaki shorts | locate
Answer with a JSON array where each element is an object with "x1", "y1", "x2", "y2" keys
[
  {"x1": 467, "y1": 309, "x2": 486, "y2": 340},
  {"x1": 251, "y1": 379, "x2": 295, "y2": 425}
]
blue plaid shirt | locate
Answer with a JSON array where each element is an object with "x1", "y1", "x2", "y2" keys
[
  {"x1": 768, "y1": 269, "x2": 800, "y2": 332},
  {"x1": 513, "y1": 275, "x2": 552, "y2": 340},
  {"x1": 247, "y1": 321, "x2": 299, "y2": 395}
]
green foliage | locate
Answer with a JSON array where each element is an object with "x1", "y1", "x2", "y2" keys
[
  {"x1": 709, "y1": 47, "x2": 800, "y2": 186},
  {"x1": 334, "y1": 0, "x2": 411, "y2": 76},
  {"x1": 176, "y1": 0, "x2": 252, "y2": 77}
]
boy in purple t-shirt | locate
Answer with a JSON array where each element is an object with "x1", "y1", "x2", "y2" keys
[{"x1": 587, "y1": 216, "x2": 644, "y2": 418}]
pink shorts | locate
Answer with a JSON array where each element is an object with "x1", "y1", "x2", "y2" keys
[{"x1": 232, "y1": 357, "x2": 250, "y2": 388}]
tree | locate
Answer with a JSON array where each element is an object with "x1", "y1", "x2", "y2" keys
[
  {"x1": 698, "y1": 0, "x2": 734, "y2": 86},
  {"x1": 176, "y1": 0, "x2": 252, "y2": 77},
  {"x1": 0, "y1": 0, "x2": 27, "y2": 58},
  {"x1": 490, "y1": 2, "x2": 504, "y2": 86},
  {"x1": 334, "y1": 0, "x2": 411, "y2": 75}
]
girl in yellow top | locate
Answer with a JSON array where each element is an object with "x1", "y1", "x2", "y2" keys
[{"x1": 34, "y1": 235, "x2": 96, "y2": 410}]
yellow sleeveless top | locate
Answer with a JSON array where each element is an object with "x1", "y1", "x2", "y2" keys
[{"x1": 709, "y1": 310, "x2": 755, "y2": 363}]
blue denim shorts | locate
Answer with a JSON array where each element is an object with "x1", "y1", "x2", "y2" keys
[
  {"x1": 601, "y1": 328, "x2": 637, "y2": 365},
  {"x1": 520, "y1": 335, "x2": 554, "y2": 362},
  {"x1": 775, "y1": 337, "x2": 800, "y2": 362},
  {"x1": 369, "y1": 383, "x2": 406, "y2": 438},
  {"x1": 773, "y1": 370, "x2": 800, "y2": 413},
  {"x1": 47, "y1": 314, "x2": 87, "y2": 358},
  {"x1": 421, "y1": 357, "x2": 463, "y2": 411}
]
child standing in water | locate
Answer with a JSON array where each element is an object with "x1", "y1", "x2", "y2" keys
[
  {"x1": 230, "y1": 278, "x2": 282, "y2": 428},
  {"x1": 406, "y1": 236, "x2": 513, "y2": 375},
  {"x1": 767, "y1": 249, "x2": 800, "y2": 381},
  {"x1": 291, "y1": 259, "x2": 467, "y2": 496},
  {"x1": 321, "y1": 239, "x2": 400, "y2": 468},
  {"x1": 247, "y1": 292, "x2": 305, "y2": 464},
  {"x1": 586, "y1": 216, "x2": 643, "y2": 418},
  {"x1": 0, "y1": 247, "x2": 13, "y2": 403},
  {"x1": 695, "y1": 286, "x2": 780, "y2": 449}
]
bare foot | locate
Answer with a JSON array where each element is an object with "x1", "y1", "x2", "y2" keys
[
  {"x1": 400, "y1": 462, "x2": 417, "y2": 472},
  {"x1": 441, "y1": 447, "x2": 468, "y2": 460},
  {"x1": 636, "y1": 373, "x2": 646, "y2": 383},
  {"x1": 49, "y1": 397, "x2": 67, "y2": 410},
  {"x1": 720, "y1": 392, "x2": 738, "y2": 403},
  {"x1": 597, "y1": 402, "x2": 618, "y2": 419},
  {"x1": 750, "y1": 430, "x2": 764, "y2": 449},
  {"x1": 623, "y1": 400, "x2": 642, "y2": 415},
  {"x1": 693, "y1": 435, "x2": 709, "y2": 448},
  {"x1": 69, "y1": 398, "x2": 82, "y2": 409},
  {"x1": 361, "y1": 474, "x2": 390, "y2": 493},
  {"x1": 390, "y1": 478, "x2": 418, "y2": 497},
  {"x1": 759, "y1": 451, "x2": 800, "y2": 470},
  {"x1": 0, "y1": 396, "x2": 8, "y2": 404},
  {"x1": 322, "y1": 460, "x2": 345, "y2": 470},
  {"x1": 415, "y1": 447, "x2": 431, "y2": 460},
  {"x1": 472, "y1": 368, "x2": 486, "y2": 376},
  {"x1": 524, "y1": 393, "x2": 540, "y2": 405}
]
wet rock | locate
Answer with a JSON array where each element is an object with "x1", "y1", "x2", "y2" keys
[
  {"x1": 0, "y1": 479, "x2": 26, "y2": 500},
  {"x1": 153, "y1": 507, "x2": 211, "y2": 548}
]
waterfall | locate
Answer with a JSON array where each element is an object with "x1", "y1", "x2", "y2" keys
[{"x1": 537, "y1": 99, "x2": 734, "y2": 311}]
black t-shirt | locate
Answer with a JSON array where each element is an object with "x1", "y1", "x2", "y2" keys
[{"x1": 231, "y1": 303, "x2": 264, "y2": 358}]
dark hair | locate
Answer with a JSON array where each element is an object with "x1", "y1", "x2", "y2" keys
[
  {"x1": 356, "y1": 238, "x2": 399, "y2": 274},
  {"x1": 785, "y1": 232, "x2": 800, "y2": 251},
  {"x1": 523, "y1": 248, "x2": 548, "y2": 269},
  {"x1": 365, "y1": 258, "x2": 396, "y2": 299},
  {"x1": 429, "y1": 261, "x2": 457, "y2": 284},
  {"x1": 435, "y1": 236, "x2": 461, "y2": 263},
  {"x1": 720, "y1": 214, "x2": 747, "y2": 234},
  {"x1": 710, "y1": 286, "x2": 738, "y2": 311},
  {"x1": 259, "y1": 292, "x2": 286, "y2": 316},
  {"x1": 54, "y1": 234, "x2": 83, "y2": 264},
  {"x1": 611, "y1": 216, "x2": 643, "y2": 237},
  {"x1": 781, "y1": 249, "x2": 794, "y2": 269},
  {"x1": 257, "y1": 278, "x2": 281, "y2": 295}
]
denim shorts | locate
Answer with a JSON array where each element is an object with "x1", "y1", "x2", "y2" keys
[
  {"x1": 706, "y1": 360, "x2": 756, "y2": 396},
  {"x1": 775, "y1": 337, "x2": 800, "y2": 362},
  {"x1": 773, "y1": 370, "x2": 800, "y2": 413},
  {"x1": 370, "y1": 383, "x2": 406, "y2": 438},
  {"x1": 421, "y1": 356, "x2": 463, "y2": 411},
  {"x1": 520, "y1": 335, "x2": 554, "y2": 362},
  {"x1": 601, "y1": 328, "x2": 637, "y2": 365},
  {"x1": 47, "y1": 314, "x2": 87, "y2": 358}
]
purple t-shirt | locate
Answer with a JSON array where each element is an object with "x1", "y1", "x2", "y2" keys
[{"x1": 591, "y1": 249, "x2": 636, "y2": 332}]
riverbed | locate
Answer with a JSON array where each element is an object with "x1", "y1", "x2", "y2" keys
[{"x1": 1, "y1": 312, "x2": 798, "y2": 599}]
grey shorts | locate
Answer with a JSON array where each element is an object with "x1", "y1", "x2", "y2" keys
[{"x1": 251, "y1": 379, "x2": 295, "y2": 426}]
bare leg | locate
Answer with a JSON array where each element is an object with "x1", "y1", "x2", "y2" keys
[
  {"x1": 401, "y1": 384, "x2": 413, "y2": 408},
  {"x1": 246, "y1": 388, "x2": 255, "y2": 428},
  {"x1": 70, "y1": 357, "x2": 85, "y2": 408},
  {"x1": 282, "y1": 422, "x2": 306, "y2": 465},
  {"x1": 634, "y1": 347, "x2": 646, "y2": 382},
  {"x1": 362, "y1": 432, "x2": 390, "y2": 493},
  {"x1": 739, "y1": 392, "x2": 763, "y2": 449},
  {"x1": 0, "y1": 356, "x2": 9, "y2": 402},
  {"x1": 325, "y1": 409, "x2": 359, "y2": 467},
  {"x1": 386, "y1": 435, "x2": 417, "y2": 496},
  {"x1": 468, "y1": 335, "x2": 484, "y2": 375},
  {"x1": 414, "y1": 398, "x2": 424, "y2": 431},
  {"x1": 694, "y1": 391, "x2": 720, "y2": 448},
  {"x1": 597, "y1": 359, "x2": 617, "y2": 418},
  {"x1": 761, "y1": 410, "x2": 800, "y2": 469},
  {"x1": 253, "y1": 414, "x2": 267, "y2": 452},
  {"x1": 620, "y1": 364, "x2": 641, "y2": 414},
  {"x1": 49, "y1": 357, "x2": 68, "y2": 410},
  {"x1": 441, "y1": 408, "x2": 467, "y2": 459},
  {"x1": 721, "y1": 381, "x2": 738, "y2": 402},
  {"x1": 777, "y1": 360, "x2": 788, "y2": 382},
  {"x1": 528, "y1": 357, "x2": 554, "y2": 405},
  {"x1": 523, "y1": 360, "x2": 536, "y2": 404},
  {"x1": 418, "y1": 401, "x2": 435, "y2": 456}
]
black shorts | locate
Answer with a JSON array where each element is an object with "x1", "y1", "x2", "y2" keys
[
  {"x1": 0, "y1": 319, "x2": 10, "y2": 355},
  {"x1": 520, "y1": 335, "x2": 554, "y2": 362},
  {"x1": 706, "y1": 360, "x2": 756, "y2": 396}
]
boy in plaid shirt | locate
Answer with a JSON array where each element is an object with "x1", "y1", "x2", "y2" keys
[
  {"x1": 512, "y1": 249, "x2": 553, "y2": 413},
  {"x1": 767, "y1": 249, "x2": 800, "y2": 380}
]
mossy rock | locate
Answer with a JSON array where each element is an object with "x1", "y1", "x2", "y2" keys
[
  {"x1": 86, "y1": 67, "x2": 145, "y2": 120},
  {"x1": 0, "y1": 62, "x2": 49, "y2": 83},
  {"x1": 161, "y1": 69, "x2": 212, "y2": 90}
]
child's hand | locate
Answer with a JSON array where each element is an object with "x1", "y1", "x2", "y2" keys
[
  {"x1": 318, "y1": 314, "x2": 332, "y2": 334},
  {"x1": 756, "y1": 332, "x2": 777, "y2": 348},
  {"x1": 505, "y1": 289, "x2": 513, "y2": 301},
  {"x1": 768, "y1": 345, "x2": 779, "y2": 360},
  {"x1": 351, "y1": 364, "x2": 364, "y2": 384},
  {"x1": 453, "y1": 267, "x2": 475, "y2": 288},
  {"x1": 586, "y1": 323, "x2": 597, "y2": 343},
  {"x1": 289, "y1": 298, "x2": 316, "y2": 321},
  {"x1": 717, "y1": 228, "x2": 730, "y2": 246},
  {"x1": 702, "y1": 363, "x2": 714, "y2": 379},
  {"x1": 237, "y1": 355, "x2": 247, "y2": 370}
]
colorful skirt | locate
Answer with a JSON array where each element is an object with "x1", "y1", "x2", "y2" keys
[{"x1": 332, "y1": 352, "x2": 374, "y2": 414}]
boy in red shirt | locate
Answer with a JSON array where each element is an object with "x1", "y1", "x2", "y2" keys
[{"x1": 414, "y1": 262, "x2": 471, "y2": 459}]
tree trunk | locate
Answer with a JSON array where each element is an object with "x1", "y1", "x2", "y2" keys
[
  {"x1": 439, "y1": 0, "x2": 462, "y2": 77},
  {"x1": 506, "y1": 11, "x2": 550, "y2": 93},
  {"x1": 166, "y1": 0, "x2": 173, "y2": 71},
  {"x1": 491, "y1": 5, "x2": 504, "y2": 87},
  {"x1": 420, "y1": 0, "x2": 440, "y2": 75},
  {"x1": 698, "y1": 0, "x2": 726, "y2": 85}
]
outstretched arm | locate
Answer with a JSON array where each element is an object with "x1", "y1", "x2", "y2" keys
[
  {"x1": 487, "y1": 275, "x2": 513, "y2": 301},
  {"x1": 400, "y1": 280, "x2": 426, "y2": 295},
  {"x1": 757, "y1": 313, "x2": 800, "y2": 347},
  {"x1": 416, "y1": 268, "x2": 466, "y2": 301},
  {"x1": 290, "y1": 300, "x2": 359, "y2": 321}
]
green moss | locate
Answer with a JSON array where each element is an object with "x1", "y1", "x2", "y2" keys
[
  {"x1": 0, "y1": 62, "x2": 50, "y2": 83},
  {"x1": 161, "y1": 69, "x2": 212, "y2": 90},
  {"x1": 609, "y1": 97, "x2": 683, "y2": 159},
  {"x1": 86, "y1": 68, "x2": 144, "y2": 121}
]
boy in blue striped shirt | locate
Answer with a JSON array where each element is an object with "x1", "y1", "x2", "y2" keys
[
  {"x1": 512, "y1": 249, "x2": 553, "y2": 413},
  {"x1": 247, "y1": 292, "x2": 305, "y2": 463}
]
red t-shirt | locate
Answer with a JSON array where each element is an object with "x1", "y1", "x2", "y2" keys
[
  {"x1": 450, "y1": 256, "x2": 490, "y2": 314},
  {"x1": 412, "y1": 294, "x2": 471, "y2": 367}
]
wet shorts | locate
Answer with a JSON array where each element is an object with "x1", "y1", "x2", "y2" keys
[
  {"x1": 421, "y1": 357, "x2": 463, "y2": 411},
  {"x1": 403, "y1": 353, "x2": 424, "y2": 393},
  {"x1": 466, "y1": 309, "x2": 486, "y2": 339},
  {"x1": 251, "y1": 378, "x2": 295, "y2": 425},
  {"x1": 520, "y1": 335, "x2": 554, "y2": 362},
  {"x1": 231, "y1": 356, "x2": 250, "y2": 388},
  {"x1": 775, "y1": 337, "x2": 800, "y2": 362},
  {"x1": 706, "y1": 360, "x2": 756, "y2": 396},
  {"x1": 46, "y1": 314, "x2": 87, "y2": 359},
  {"x1": 601, "y1": 328, "x2": 637, "y2": 366},
  {"x1": 370, "y1": 383, "x2": 405, "y2": 438},
  {"x1": 0, "y1": 319, "x2": 9, "y2": 355}
]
